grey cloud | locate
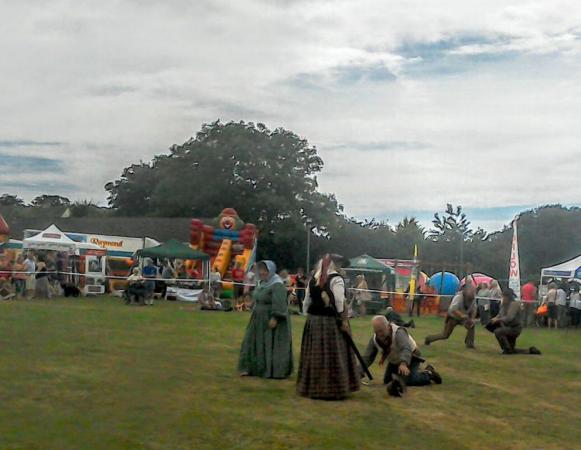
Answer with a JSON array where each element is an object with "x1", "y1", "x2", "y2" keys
[
  {"x1": 0, "y1": 153, "x2": 63, "y2": 172},
  {"x1": 326, "y1": 141, "x2": 431, "y2": 152},
  {"x1": 0, "y1": 180, "x2": 77, "y2": 191},
  {"x1": 88, "y1": 85, "x2": 139, "y2": 97},
  {"x1": 0, "y1": 140, "x2": 63, "y2": 147},
  {"x1": 2, "y1": 0, "x2": 581, "y2": 230}
]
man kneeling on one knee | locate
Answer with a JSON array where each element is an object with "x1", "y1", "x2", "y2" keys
[
  {"x1": 488, "y1": 289, "x2": 542, "y2": 355},
  {"x1": 362, "y1": 316, "x2": 442, "y2": 397}
]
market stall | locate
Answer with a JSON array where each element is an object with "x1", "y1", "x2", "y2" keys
[
  {"x1": 136, "y1": 239, "x2": 211, "y2": 302},
  {"x1": 540, "y1": 254, "x2": 581, "y2": 295},
  {"x1": 23, "y1": 225, "x2": 110, "y2": 296},
  {"x1": 346, "y1": 254, "x2": 395, "y2": 314}
]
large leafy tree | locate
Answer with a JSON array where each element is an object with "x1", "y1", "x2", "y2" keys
[
  {"x1": 106, "y1": 121, "x2": 325, "y2": 218},
  {"x1": 106, "y1": 120, "x2": 340, "y2": 268}
]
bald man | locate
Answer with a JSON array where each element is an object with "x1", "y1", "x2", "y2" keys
[{"x1": 361, "y1": 316, "x2": 442, "y2": 397}]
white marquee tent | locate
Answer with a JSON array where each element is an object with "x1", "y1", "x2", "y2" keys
[
  {"x1": 541, "y1": 254, "x2": 581, "y2": 280},
  {"x1": 23, "y1": 224, "x2": 78, "y2": 252}
]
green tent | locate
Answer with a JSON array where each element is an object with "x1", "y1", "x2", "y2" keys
[
  {"x1": 0, "y1": 239, "x2": 23, "y2": 250},
  {"x1": 136, "y1": 239, "x2": 210, "y2": 260},
  {"x1": 347, "y1": 254, "x2": 394, "y2": 274}
]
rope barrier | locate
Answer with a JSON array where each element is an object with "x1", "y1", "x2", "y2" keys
[{"x1": 0, "y1": 269, "x2": 546, "y2": 304}]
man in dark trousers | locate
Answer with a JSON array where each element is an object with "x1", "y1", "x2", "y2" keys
[
  {"x1": 424, "y1": 284, "x2": 477, "y2": 349},
  {"x1": 488, "y1": 289, "x2": 542, "y2": 355},
  {"x1": 361, "y1": 316, "x2": 442, "y2": 397}
]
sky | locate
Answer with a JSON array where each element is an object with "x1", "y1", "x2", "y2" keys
[{"x1": 1, "y1": 0, "x2": 580, "y2": 231}]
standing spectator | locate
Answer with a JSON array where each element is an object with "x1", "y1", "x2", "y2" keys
[
  {"x1": 35, "y1": 256, "x2": 51, "y2": 299},
  {"x1": 354, "y1": 274, "x2": 372, "y2": 316},
  {"x1": 160, "y1": 259, "x2": 176, "y2": 298},
  {"x1": 569, "y1": 288, "x2": 581, "y2": 328},
  {"x1": 231, "y1": 261, "x2": 246, "y2": 311},
  {"x1": 0, "y1": 255, "x2": 13, "y2": 300},
  {"x1": 13, "y1": 255, "x2": 27, "y2": 299},
  {"x1": 489, "y1": 280, "x2": 503, "y2": 318},
  {"x1": 161, "y1": 259, "x2": 175, "y2": 279},
  {"x1": 210, "y1": 269, "x2": 222, "y2": 298},
  {"x1": 23, "y1": 253, "x2": 36, "y2": 300},
  {"x1": 243, "y1": 265, "x2": 256, "y2": 296},
  {"x1": 279, "y1": 269, "x2": 292, "y2": 297},
  {"x1": 521, "y1": 280, "x2": 539, "y2": 328},
  {"x1": 380, "y1": 274, "x2": 391, "y2": 307},
  {"x1": 175, "y1": 260, "x2": 187, "y2": 279},
  {"x1": 410, "y1": 283, "x2": 426, "y2": 318},
  {"x1": 46, "y1": 255, "x2": 59, "y2": 297},
  {"x1": 545, "y1": 282, "x2": 558, "y2": 329},
  {"x1": 142, "y1": 258, "x2": 158, "y2": 306},
  {"x1": 476, "y1": 282, "x2": 491, "y2": 326},
  {"x1": 556, "y1": 283, "x2": 569, "y2": 328},
  {"x1": 295, "y1": 267, "x2": 307, "y2": 314}
]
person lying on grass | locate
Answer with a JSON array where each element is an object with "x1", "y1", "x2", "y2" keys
[
  {"x1": 487, "y1": 289, "x2": 542, "y2": 355},
  {"x1": 199, "y1": 283, "x2": 222, "y2": 310},
  {"x1": 361, "y1": 316, "x2": 442, "y2": 397},
  {"x1": 384, "y1": 307, "x2": 415, "y2": 328}
]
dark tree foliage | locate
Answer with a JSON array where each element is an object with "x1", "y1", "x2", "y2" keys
[
  {"x1": 30, "y1": 194, "x2": 71, "y2": 208},
  {"x1": 0, "y1": 194, "x2": 25, "y2": 207},
  {"x1": 105, "y1": 120, "x2": 342, "y2": 265},
  {"x1": 20, "y1": 121, "x2": 576, "y2": 278}
]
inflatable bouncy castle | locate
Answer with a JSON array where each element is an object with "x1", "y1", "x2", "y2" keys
[
  {"x1": 190, "y1": 208, "x2": 258, "y2": 297},
  {"x1": 0, "y1": 214, "x2": 9, "y2": 245}
]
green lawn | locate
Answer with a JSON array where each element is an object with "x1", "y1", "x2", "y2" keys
[{"x1": 0, "y1": 298, "x2": 579, "y2": 450}]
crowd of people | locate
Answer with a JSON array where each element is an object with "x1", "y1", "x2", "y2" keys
[
  {"x1": 473, "y1": 279, "x2": 581, "y2": 329},
  {"x1": 0, "y1": 251, "x2": 65, "y2": 300},
  {"x1": 541, "y1": 281, "x2": 581, "y2": 328}
]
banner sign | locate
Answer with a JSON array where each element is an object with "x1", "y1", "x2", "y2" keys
[{"x1": 508, "y1": 219, "x2": 521, "y2": 299}]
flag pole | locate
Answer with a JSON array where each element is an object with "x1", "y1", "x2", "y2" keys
[{"x1": 408, "y1": 244, "x2": 418, "y2": 315}]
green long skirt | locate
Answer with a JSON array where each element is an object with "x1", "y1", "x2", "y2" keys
[{"x1": 238, "y1": 304, "x2": 293, "y2": 379}]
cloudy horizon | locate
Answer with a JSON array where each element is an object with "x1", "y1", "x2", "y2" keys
[{"x1": 2, "y1": 1, "x2": 580, "y2": 231}]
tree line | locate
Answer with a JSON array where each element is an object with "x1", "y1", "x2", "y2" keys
[{"x1": 3, "y1": 120, "x2": 580, "y2": 282}]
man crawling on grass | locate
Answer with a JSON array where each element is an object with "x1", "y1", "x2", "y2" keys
[{"x1": 361, "y1": 316, "x2": 442, "y2": 397}]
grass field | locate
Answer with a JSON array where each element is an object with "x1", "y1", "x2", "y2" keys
[{"x1": 0, "y1": 297, "x2": 579, "y2": 450}]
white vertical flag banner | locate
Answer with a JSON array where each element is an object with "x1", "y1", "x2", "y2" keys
[{"x1": 509, "y1": 219, "x2": 521, "y2": 300}]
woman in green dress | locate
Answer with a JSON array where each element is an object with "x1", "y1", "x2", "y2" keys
[{"x1": 239, "y1": 260, "x2": 293, "y2": 379}]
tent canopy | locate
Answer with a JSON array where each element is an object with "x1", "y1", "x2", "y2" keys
[
  {"x1": 0, "y1": 239, "x2": 23, "y2": 250},
  {"x1": 23, "y1": 224, "x2": 77, "y2": 252},
  {"x1": 541, "y1": 254, "x2": 581, "y2": 279},
  {"x1": 136, "y1": 239, "x2": 210, "y2": 260},
  {"x1": 347, "y1": 254, "x2": 394, "y2": 274}
]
